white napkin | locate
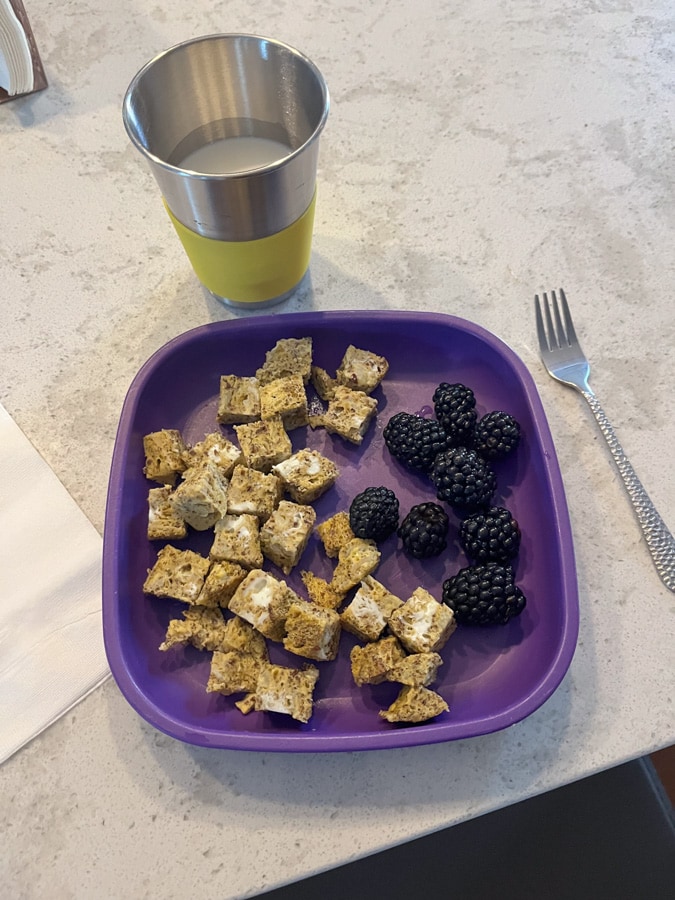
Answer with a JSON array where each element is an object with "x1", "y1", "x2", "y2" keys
[{"x1": 0, "y1": 403, "x2": 109, "y2": 764}]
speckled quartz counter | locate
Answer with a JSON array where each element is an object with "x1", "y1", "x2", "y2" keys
[{"x1": 1, "y1": 1, "x2": 674, "y2": 897}]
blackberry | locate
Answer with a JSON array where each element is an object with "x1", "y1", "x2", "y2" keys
[
  {"x1": 383, "y1": 412, "x2": 452, "y2": 473},
  {"x1": 459, "y1": 506, "x2": 521, "y2": 564},
  {"x1": 475, "y1": 411, "x2": 521, "y2": 461},
  {"x1": 398, "y1": 502, "x2": 449, "y2": 559},
  {"x1": 442, "y1": 563, "x2": 526, "y2": 626},
  {"x1": 349, "y1": 486, "x2": 399, "y2": 541},
  {"x1": 430, "y1": 447, "x2": 497, "y2": 512},
  {"x1": 432, "y1": 383, "x2": 477, "y2": 446}
]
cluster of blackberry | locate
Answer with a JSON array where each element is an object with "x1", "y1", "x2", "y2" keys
[{"x1": 377, "y1": 381, "x2": 527, "y2": 626}]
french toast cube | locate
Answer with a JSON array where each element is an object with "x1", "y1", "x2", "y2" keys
[
  {"x1": 283, "y1": 599, "x2": 342, "y2": 661},
  {"x1": 388, "y1": 587, "x2": 456, "y2": 654},
  {"x1": 234, "y1": 415, "x2": 292, "y2": 472},
  {"x1": 147, "y1": 486, "x2": 187, "y2": 541},
  {"x1": 142, "y1": 545, "x2": 211, "y2": 604},
  {"x1": 182, "y1": 432, "x2": 243, "y2": 477},
  {"x1": 316, "y1": 511, "x2": 355, "y2": 559},
  {"x1": 260, "y1": 500, "x2": 316, "y2": 575},
  {"x1": 228, "y1": 569, "x2": 297, "y2": 641},
  {"x1": 169, "y1": 460, "x2": 229, "y2": 531},
  {"x1": 253, "y1": 663, "x2": 319, "y2": 723},
  {"x1": 226, "y1": 465, "x2": 283, "y2": 521},
  {"x1": 330, "y1": 537, "x2": 381, "y2": 594},
  {"x1": 318, "y1": 386, "x2": 378, "y2": 444},
  {"x1": 272, "y1": 448, "x2": 339, "y2": 504},
  {"x1": 143, "y1": 429, "x2": 188, "y2": 485},
  {"x1": 216, "y1": 374, "x2": 260, "y2": 424},
  {"x1": 340, "y1": 576, "x2": 404, "y2": 641},
  {"x1": 379, "y1": 685, "x2": 449, "y2": 723},
  {"x1": 259, "y1": 374, "x2": 309, "y2": 430},
  {"x1": 385, "y1": 652, "x2": 444, "y2": 687},
  {"x1": 206, "y1": 650, "x2": 266, "y2": 695},
  {"x1": 335, "y1": 345, "x2": 389, "y2": 395},
  {"x1": 350, "y1": 635, "x2": 406, "y2": 686},
  {"x1": 194, "y1": 560, "x2": 248, "y2": 608},
  {"x1": 209, "y1": 514, "x2": 263, "y2": 570},
  {"x1": 255, "y1": 337, "x2": 313, "y2": 386},
  {"x1": 158, "y1": 605, "x2": 229, "y2": 652}
]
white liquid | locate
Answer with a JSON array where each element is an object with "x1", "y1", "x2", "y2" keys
[{"x1": 180, "y1": 136, "x2": 291, "y2": 174}]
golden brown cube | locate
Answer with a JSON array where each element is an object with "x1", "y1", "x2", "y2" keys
[
  {"x1": 259, "y1": 374, "x2": 309, "y2": 430},
  {"x1": 283, "y1": 599, "x2": 342, "y2": 661},
  {"x1": 350, "y1": 635, "x2": 406, "y2": 686},
  {"x1": 227, "y1": 465, "x2": 283, "y2": 521},
  {"x1": 143, "y1": 545, "x2": 211, "y2": 604},
  {"x1": 147, "y1": 486, "x2": 187, "y2": 541},
  {"x1": 216, "y1": 375, "x2": 260, "y2": 424},
  {"x1": 379, "y1": 685, "x2": 449, "y2": 723},
  {"x1": 388, "y1": 587, "x2": 456, "y2": 654},
  {"x1": 335, "y1": 345, "x2": 389, "y2": 395},
  {"x1": 143, "y1": 429, "x2": 188, "y2": 485},
  {"x1": 234, "y1": 416, "x2": 292, "y2": 473},
  {"x1": 209, "y1": 514, "x2": 263, "y2": 570},
  {"x1": 272, "y1": 449, "x2": 339, "y2": 504}
]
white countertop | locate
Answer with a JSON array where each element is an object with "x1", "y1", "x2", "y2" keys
[{"x1": 1, "y1": 1, "x2": 674, "y2": 897}]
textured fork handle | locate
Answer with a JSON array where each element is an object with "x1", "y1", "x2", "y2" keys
[{"x1": 581, "y1": 389, "x2": 675, "y2": 592}]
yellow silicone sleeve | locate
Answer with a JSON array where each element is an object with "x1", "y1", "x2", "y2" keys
[{"x1": 164, "y1": 194, "x2": 316, "y2": 304}]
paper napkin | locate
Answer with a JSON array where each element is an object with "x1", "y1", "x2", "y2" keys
[{"x1": 0, "y1": 403, "x2": 109, "y2": 765}]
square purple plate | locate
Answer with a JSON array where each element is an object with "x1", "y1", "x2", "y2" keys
[{"x1": 103, "y1": 310, "x2": 578, "y2": 752}]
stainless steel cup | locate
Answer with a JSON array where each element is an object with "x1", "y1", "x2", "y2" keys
[{"x1": 122, "y1": 34, "x2": 329, "y2": 306}]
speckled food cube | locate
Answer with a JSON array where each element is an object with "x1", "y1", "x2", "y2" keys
[
  {"x1": 253, "y1": 663, "x2": 319, "y2": 723},
  {"x1": 147, "y1": 486, "x2": 187, "y2": 541},
  {"x1": 206, "y1": 650, "x2": 266, "y2": 696},
  {"x1": 143, "y1": 545, "x2": 211, "y2": 604},
  {"x1": 143, "y1": 429, "x2": 188, "y2": 485},
  {"x1": 317, "y1": 386, "x2": 378, "y2": 444},
  {"x1": 330, "y1": 537, "x2": 381, "y2": 595},
  {"x1": 158, "y1": 605, "x2": 229, "y2": 652},
  {"x1": 340, "y1": 576, "x2": 404, "y2": 642},
  {"x1": 259, "y1": 374, "x2": 309, "y2": 430},
  {"x1": 272, "y1": 448, "x2": 339, "y2": 504},
  {"x1": 283, "y1": 599, "x2": 342, "y2": 661},
  {"x1": 379, "y1": 685, "x2": 449, "y2": 723},
  {"x1": 209, "y1": 514, "x2": 263, "y2": 570},
  {"x1": 385, "y1": 652, "x2": 443, "y2": 687},
  {"x1": 194, "y1": 560, "x2": 248, "y2": 608},
  {"x1": 335, "y1": 345, "x2": 389, "y2": 395},
  {"x1": 316, "y1": 511, "x2": 355, "y2": 559},
  {"x1": 255, "y1": 337, "x2": 313, "y2": 386},
  {"x1": 219, "y1": 615, "x2": 269, "y2": 660},
  {"x1": 349, "y1": 635, "x2": 406, "y2": 686},
  {"x1": 182, "y1": 432, "x2": 243, "y2": 477},
  {"x1": 216, "y1": 374, "x2": 260, "y2": 424},
  {"x1": 260, "y1": 500, "x2": 316, "y2": 575},
  {"x1": 226, "y1": 465, "x2": 283, "y2": 521},
  {"x1": 300, "y1": 570, "x2": 345, "y2": 610},
  {"x1": 228, "y1": 569, "x2": 298, "y2": 641},
  {"x1": 234, "y1": 415, "x2": 292, "y2": 473},
  {"x1": 169, "y1": 460, "x2": 229, "y2": 531},
  {"x1": 387, "y1": 587, "x2": 456, "y2": 654}
]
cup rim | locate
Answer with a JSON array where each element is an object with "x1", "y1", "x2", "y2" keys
[{"x1": 122, "y1": 32, "x2": 330, "y2": 181}]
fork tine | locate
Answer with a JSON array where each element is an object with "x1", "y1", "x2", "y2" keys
[
  {"x1": 534, "y1": 293, "x2": 549, "y2": 350},
  {"x1": 550, "y1": 290, "x2": 567, "y2": 346},
  {"x1": 558, "y1": 288, "x2": 579, "y2": 346},
  {"x1": 541, "y1": 291, "x2": 559, "y2": 349}
]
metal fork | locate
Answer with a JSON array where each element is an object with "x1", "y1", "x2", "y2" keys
[{"x1": 535, "y1": 288, "x2": 675, "y2": 593}]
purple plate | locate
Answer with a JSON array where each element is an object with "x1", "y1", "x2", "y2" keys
[{"x1": 103, "y1": 310, "x2": 578, "y2": 751}]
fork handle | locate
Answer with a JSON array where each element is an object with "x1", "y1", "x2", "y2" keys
[{"x1": 581, "y1": 389, "x2": 675, "y2": 592}]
